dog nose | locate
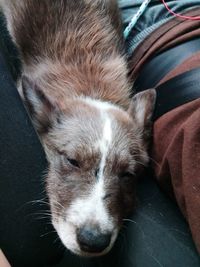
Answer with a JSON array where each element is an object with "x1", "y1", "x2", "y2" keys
[{"x1": 77, "y1": 226, "x2": 111, "y2": 253}]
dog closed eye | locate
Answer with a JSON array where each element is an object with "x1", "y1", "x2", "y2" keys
[
  {"x1": 119, "y1": 172, "x2": 134, "y2": 179},
  {"x1": 60, "y1": 154, "x2": 80, "y2": 169},
  {"x1": 66, "y1": 158, "x2": 80, "y2": 168}
]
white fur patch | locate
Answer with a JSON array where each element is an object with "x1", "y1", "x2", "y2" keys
[
  {"x1": 81, "y1": 97, "x2": 115, "y2": 180},
  {"x1": 54, "y1": 219, "x2": 79, "y2": 254},
  {"x1": 83, "y1": 97, "x2": 120, "y2": 111},
  {"x1": 53, "y1": 177, "x2": 116, "y2": 255},
  {"x1": 98, "y1": 116, "x2": 112, "y2": 180},
  {"x1": 67, "y1": 179, "x2": 113, "y2": 230}
]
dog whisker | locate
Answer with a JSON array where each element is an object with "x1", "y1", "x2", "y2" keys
[
  {"x1": 123, "y1": 218, "x2": 137, "y2": 224},
  {"x1": 40, "y1": 230, "x2": 57, "y2": 238}
]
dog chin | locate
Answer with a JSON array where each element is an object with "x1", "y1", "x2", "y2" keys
[{"x1": 52, "y1": 218, "x2": 119, "y2": 257}]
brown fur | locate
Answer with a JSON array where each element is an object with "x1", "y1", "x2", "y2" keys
[
  {"x1": 1, "y1": 0, "x2": 156, "y2": 257},
  {"x1": 1, "y1": 0, "x2": 130, "y2": 109}
]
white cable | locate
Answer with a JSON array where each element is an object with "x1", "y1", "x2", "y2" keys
[{"x1": 124, "y1": 0, "x2": 152, "y2": 39}]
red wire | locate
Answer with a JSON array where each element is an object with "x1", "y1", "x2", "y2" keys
[{"x1": 161, "y1": 0, "x2": 200, "y2": 21}]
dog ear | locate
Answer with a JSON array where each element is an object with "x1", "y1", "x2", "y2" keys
[
  {"x1": 128, "y1": 89, "x2": 156, "y2": 139},
  {"x1": 22, "y1": 76, "x2": 58, "y2": 135}
]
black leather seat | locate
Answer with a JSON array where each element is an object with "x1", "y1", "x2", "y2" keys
[{"x1": 54, "y1": 174, "x2": 200, "y2": 267}]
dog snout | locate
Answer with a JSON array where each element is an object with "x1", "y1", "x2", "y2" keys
[{"x1": 77, "y1": 225, "x2": 111, "y2": 253}]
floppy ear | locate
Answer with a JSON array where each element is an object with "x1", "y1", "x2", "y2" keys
[
  {"x1": 128, "y1": 89, "x2": 156, "y2": 139},
  {"x1": 22, "y1": 76, "x2": 58, "y2": 135}
]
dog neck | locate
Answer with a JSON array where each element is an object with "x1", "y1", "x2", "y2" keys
[{"x1": 23, "y1": 54, "x2": 131, "y2": 111}]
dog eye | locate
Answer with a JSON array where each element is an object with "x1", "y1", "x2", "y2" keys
[
  {"x1": 119, "y1": 172, "x2": 133, "y2": 179},
  {"x1": 67, "y1": 158, "x2": 80, "y2": 168},
  {"x1": 103, "y1": 193, "x2": 112, "y2": 200}
]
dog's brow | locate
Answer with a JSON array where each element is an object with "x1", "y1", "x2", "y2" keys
[{"x1": 46, "y1": 144, "x2": 66, "y2": 156}]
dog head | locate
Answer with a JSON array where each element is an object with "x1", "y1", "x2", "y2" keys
[{"x1": 22, "y1": 77, "x2": 156, "y2": 257}]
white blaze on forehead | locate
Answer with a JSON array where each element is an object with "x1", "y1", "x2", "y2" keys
[
  {"x1": 98, "y1": 116, "x2": 112, "y2": 180},
  {"x1": 81, "y1": 96, "x2": 115, "y2": 179}
]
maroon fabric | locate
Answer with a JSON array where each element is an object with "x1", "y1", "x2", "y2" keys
[
  {"x1": 128, "y1": 8, "x2": 200, "y2": 253},
  {"x1": 152, "y1": 99, "x2": 200, "y2": 252},
  {"x1": 128, "y1": 8, "x2": 200, "y2": 81}
]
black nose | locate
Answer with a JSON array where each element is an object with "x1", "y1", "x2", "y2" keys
[{"x1": 77, "y1": 226, "x2": 111, "y2": 253}]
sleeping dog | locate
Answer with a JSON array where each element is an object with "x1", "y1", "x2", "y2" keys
[{"x1": 1, "y1": 0, "x2": 155, "y2": 257}]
